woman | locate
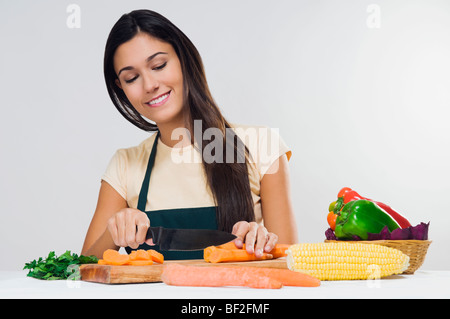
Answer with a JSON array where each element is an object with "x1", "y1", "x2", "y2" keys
[{"x1": 81, "y1": 9, "x2": 297, "y2": 260}]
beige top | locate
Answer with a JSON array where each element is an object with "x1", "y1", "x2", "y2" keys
[{"x1": 101, "y1": 124, "x2": 291, "y2": 224}]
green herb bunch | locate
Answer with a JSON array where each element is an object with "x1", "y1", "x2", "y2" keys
[{"x1": 23, "y1": 250, "x2": 98, "y2": 280}]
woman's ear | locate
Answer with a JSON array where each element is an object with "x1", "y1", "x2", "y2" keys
[{"x1": 115, "y1": 78, "x2": 122, "y2": 89}]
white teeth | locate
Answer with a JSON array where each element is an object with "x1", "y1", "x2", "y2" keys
[{"x1": 149, "y1": 92, "x2": 169, "y2": 105}]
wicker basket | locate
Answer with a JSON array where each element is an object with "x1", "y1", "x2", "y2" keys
[{"x1": 324, "y1": 240, "x2": 432, "y2": 274}]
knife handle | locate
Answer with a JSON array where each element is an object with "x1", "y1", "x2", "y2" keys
[{"x1": 145, "y1": 226, "x2": 163, "y2": 244}]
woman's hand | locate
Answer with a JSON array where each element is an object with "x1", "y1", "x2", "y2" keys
[
  {"x1": 107, "y1": 208, "x2": 153, "y2": 249},
  {"x1": 231, "y1": 221, "x2": 278, "y2": 258}
]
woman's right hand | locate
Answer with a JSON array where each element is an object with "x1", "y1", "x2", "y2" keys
[{"x1": 107, "y1": 208, "x2": 153, "y2": 249}]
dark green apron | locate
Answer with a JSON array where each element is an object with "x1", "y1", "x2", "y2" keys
[{"x1": 125, "y1": 131, "x2": 218, "y2": 260}]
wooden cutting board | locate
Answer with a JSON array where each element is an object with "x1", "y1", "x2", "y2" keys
[{"x1": 80, "y1": 258, "x2": 287, "y2": 284}]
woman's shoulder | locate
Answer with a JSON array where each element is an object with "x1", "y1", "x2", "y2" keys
[
  {"x1": 229, "y1": 122, "x2": 291, "y2": 171},
  {"x1": 229, "y1": 123, "x2": 286, "y2": 148},
  {"x1": 229, "y1": 122, "x2": 281, "y2": 136},
  {"x1": 229, "y1": 122, "x2": 267, "y2": 131},
  {"x1": 113, "y1": 132, "x2": 158, "y2": 162}
]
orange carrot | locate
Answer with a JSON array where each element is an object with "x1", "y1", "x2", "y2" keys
[
  {"x1": 129, "y1": 249, "x2": 151, "y2": 261},
  {"x1": 245, "y1": 267, "x2": 320, "y2": 287},
  {"x1": 103, "y1": 249, "x2": 130, "y2": 265},
  {"x1": 267, "y1": 244, "x2": 290, "y2": 258},
  {"x1": 126, "y1": 260, "x2": 153, "y2": 266},
  {"x1": 216, "y1": 242, "x2": 290, "y2": 259},
  {"x1": 100, "y1": 249, "x2": 163, "y2": 266},
  {"x1": 217, "y1": 241, "x2": 239, "y2": 250},
  {"x1": 204, "y1": 246, "x2": 273, "y2": 263},
  {"x1": 147, "y1": 249, "x2": 164, "y2": 264},
  {"x1": 161, "y1": 264, "x2": 282, "y2": 289},
  {"x1": 239, "y1": 244, "x2": 289, "y2": 258}
]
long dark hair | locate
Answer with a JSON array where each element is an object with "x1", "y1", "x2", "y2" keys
[{"x1": 104, "y1": 9, "x2": 254, "y2": 231}]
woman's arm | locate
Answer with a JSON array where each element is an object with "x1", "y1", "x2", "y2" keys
[
  {"x1": 81, "y1": 181, "x2": 127, "y2": 258},
  {"x1": 232, "y1": 154, "x2": 298, "y2": 257},
  {"x1": 259, "y1": 153, "x2": 298, "y2": 244}
]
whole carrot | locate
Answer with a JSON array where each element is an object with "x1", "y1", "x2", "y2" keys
[
  {"x1": 248, "y1": 267, "x2": 320, "y2": 287},
  {"x1": 161, "y1": 264, "x2": 282, "y2": 289}
]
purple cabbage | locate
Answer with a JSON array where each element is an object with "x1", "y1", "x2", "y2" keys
[
  {"x1": 367, "y1": 226, "x2": 390, "y2": 240},
  {"x1": 326, "y1": 222, "x2": 430, "y2": 241},
  {"x1": 367, "y1": 222, "x2": 429, "y2": 240},
  {"x1": 325, "y1": 228, "x2": 361, "y2": 241},
  {"x1": 325, "y1": 228, "x2": 337, "y2": 240},
  {"x1": 391, "y1": 227, "x2": 412, "y2": 240},
  {"x1": 410, "y1": 222, "x2": 429, "y2": 240}
]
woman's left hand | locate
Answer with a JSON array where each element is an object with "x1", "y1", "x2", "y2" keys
[{"x1": 231, "y1": 221, "x2": 278, "y2": 258}]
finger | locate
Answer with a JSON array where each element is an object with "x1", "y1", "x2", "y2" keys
[
  {"x1": 244, "y1": 222, "x2": 258, "y2": 254},
  {"x1": 107, "y1": 217, "x2": 119, "y2": 247},
  {"x1": 135, "y1": 214, "x2": 150, "y2": 245},
  {"x1": 264, "y1": 233, "x2": 279, "y2": 253},
  {"x1": 115, "y1": 211, "x2": 126, "y2": 247},
  {"x1": 232, "y1": 221, "x2": 249, "y2": 248},
  {"x1": 135, "y1": 222, "x2": 149, "y2": 246},
  {"x1": 254, "y1": 225, "x2": 269, "y2": 258},
  {"x1": 125, "y1": 211, "x2": 139, "y2": 249}
]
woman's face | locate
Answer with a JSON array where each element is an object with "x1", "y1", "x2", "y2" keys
[{"x1": 113, "y1": 32, "x2": 184, "y2": 128}]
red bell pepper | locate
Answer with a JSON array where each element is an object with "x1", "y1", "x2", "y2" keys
[{"x1": 337, "y1": 187, "x2": 412, "y2": 229}]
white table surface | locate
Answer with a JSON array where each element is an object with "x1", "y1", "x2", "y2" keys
[{"x1": 1, "y1": 270, "x2": 449, "y2": 299}]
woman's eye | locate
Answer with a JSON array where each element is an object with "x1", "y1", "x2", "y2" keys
[
  {"x1": 124, "y1": 76, "x2": 138, "y2": 84},
  {"x1": 153, "y1": 62, "x2": 167, "y2": 71},
  {"x1": 122, "y1": 62, "x2": 166, "y2": 84}
]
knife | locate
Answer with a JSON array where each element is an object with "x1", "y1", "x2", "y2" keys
[{"x1": 145, "y1": 226, "x2": 236, "y2": 251}]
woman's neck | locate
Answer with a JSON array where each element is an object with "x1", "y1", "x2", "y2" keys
[{"x1": 157, "y1": 122, "x2": 192, "y2": 148}]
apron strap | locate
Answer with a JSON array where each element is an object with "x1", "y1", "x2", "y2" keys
[{"x1": 137, "y1": 130, "x2": 160, "y2": 212}]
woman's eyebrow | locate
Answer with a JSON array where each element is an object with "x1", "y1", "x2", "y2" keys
[{"x1": 117, "y1": 51, "x2": 168, "y2": 76}]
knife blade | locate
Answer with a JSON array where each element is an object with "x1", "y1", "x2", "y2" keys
[{"x1": 145, "y1": 226, "x2": 237, "y2": 251}]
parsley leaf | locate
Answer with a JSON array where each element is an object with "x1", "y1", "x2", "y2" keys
[{"x1": 23, "y1": 250, "x2": 98, "y2": 280}]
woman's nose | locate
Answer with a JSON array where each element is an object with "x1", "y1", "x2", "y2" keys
[{"x1": 142, "y1": 70, "x2": 159, "y2": 92}]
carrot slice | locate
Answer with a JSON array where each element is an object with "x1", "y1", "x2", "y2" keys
[
  {"x1": 103, "y1": 249, "x2": 130, "y2": 265},
  {"x1": 161, "y1": 264, "x2": 282, "y2": 289},
  {"x1": 126, "y1": 260, "x2": 153, "y2": 266},
  {"x1": 100, "y1": 249, "x2": 158, "y2": 266},
  {"x1": 204, "y1": 246, "x2": 273, "y2": 263},
  {"x1": 129, "y1": 250, "x2": 151, "y2": 261},
  {"x1": 147, "y1": 249, "x2": 164, "y2": 264}
]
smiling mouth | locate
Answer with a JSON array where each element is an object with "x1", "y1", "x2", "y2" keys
[{"x1": 145, "y1": 91, "x2": 171, "y2": 107}]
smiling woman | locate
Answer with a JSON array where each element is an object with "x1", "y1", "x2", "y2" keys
[
  {"x1": 82, "y1": 9, "x2": 297, "y2": 260},
  {"x1": 113, "y1": 33, "x2": 185, "y2": 132}
]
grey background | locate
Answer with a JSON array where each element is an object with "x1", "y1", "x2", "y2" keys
[{"x1": 1, "y1": 0, "x2": 449, "y2": 270}]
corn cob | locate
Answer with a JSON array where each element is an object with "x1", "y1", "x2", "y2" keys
[{"x1": 286, "y1": 242, "x2": 409, "y2": 280}]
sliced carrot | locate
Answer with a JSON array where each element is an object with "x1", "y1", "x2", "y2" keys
[
  {"x1": 216, "y1": 242, "x2": 290, "y2": 259},
  {"x1": 147, "y1": 249, "x2": 164, "y2": 264},
  {"x1": 217, "y1": 241, "x2": 239, "y2": 250},
  {"x1": 129, "y1": 249, "x2": 151, "y2": 261},
  {"x1": 126, "y1": 260, "x2": 153, "y2": 266},
  {"x1": 100, "y1": 249, "x2": 158, "y2": 266},
  {"x1": 161, "y1": 264, "x2": 282, "y2": 289},
  {"x1": 239, "y1": 244, "x2": 289, "y2": 258},
  {"x1": 103, "y1": 249, "x2": 130, "y2": 265},
  {"x1": 267, "y1": 244, "x2": 290, "y2": 258},
  {"x1": 204, "y1": 246, "x2": 273, "y2": 263}
]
